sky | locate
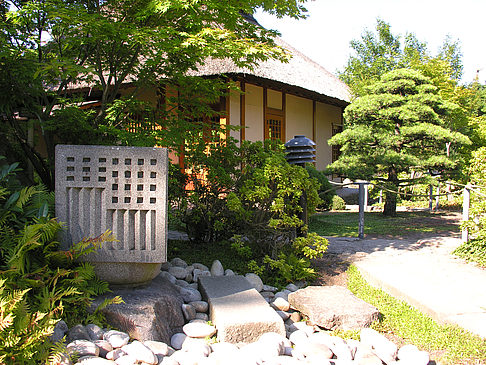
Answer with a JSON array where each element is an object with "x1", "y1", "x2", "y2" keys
[{"x1": 255, "y1": 0, "x2": 486, "y2": 84}]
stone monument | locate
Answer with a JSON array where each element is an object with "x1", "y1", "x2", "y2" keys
[{"x1": 55, "y1": 145, "x2": 168, "y2": 287}]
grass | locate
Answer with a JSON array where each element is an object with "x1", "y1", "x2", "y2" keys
[
  {"x1": 309, "y1": 210, "x2": 459, "y2": 237},
  {"x1": 347, "y1": 265, "x2": 486, "y2": 365}
]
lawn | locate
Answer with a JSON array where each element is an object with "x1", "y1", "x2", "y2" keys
[{"x1": 309, "y1": 210, "x2": 460, "y2": 237}]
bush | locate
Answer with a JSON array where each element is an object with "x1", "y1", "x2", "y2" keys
[
  {"x1": 305, "y1": 165, "x2": 335, "y2": 210},
  {"x1": 331, "y1": 195, "x2": 346, "y2": 210},
  {"x1": 0, "y1": 158, "x2": 120, "y2": 363}
]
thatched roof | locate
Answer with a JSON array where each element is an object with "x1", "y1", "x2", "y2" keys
[{"x1": 191, "y1": 36, "x2": 351, "y2": 107}]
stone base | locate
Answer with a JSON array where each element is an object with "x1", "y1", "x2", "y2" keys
[
  {"x1": 91, "y1": 262, "x2": 162, "y2": 288},
  {"x1": 90, "y1": 274, "x2": 184, "y2": 343},
  {"x1": 199, "y1": 275, "x2": 285, "y2": 343}
]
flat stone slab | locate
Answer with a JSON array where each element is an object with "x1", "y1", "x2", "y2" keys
[
  {"x1": 198, "y1": 275, "x2": 285, "y2": 343},
  {"x1": 288, "y1": 286, "x2": 379, "y2": 330}
]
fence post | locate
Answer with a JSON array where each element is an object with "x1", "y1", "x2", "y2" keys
[
  {"x1": 429, "y1": 185, "x2": 433, "y2": 211},
  {"x1": 435, "y1": 183, "x2": 440, "y2": 211},
  {"x1": 462, "y1": 184, "x2": 471, "y2": 243},
  {"x1": 358, "y1": 183, "x2": 365, "y2": 239}
]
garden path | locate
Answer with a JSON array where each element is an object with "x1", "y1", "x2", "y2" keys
[{"x1": 324, "y1": 232, "x2": 486, "y2": 338}]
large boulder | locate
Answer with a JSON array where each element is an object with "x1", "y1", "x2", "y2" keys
[
  {"x1": 90, "y1": 275, "x2": 185, "y2": 343},
  {"x1": 288, "y1": 286, "x2": 379, "y2": 330}
]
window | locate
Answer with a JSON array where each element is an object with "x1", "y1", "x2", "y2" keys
[{"x1": 265, "y1": 115, "x2": 284, "y2": 141}]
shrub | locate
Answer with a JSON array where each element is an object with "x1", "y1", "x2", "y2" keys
[
  {"x1": 0, "y1": 158, "x2": 120, "y2": 363},
  {"x1": 331, "y1": 195, "x2": 346, "y2": 210},
  {"x1": 305, "y1": 165, "x2": 335, "y2": 210},
  {"x1": 454, "y1": 147, "x2": 486, "y2": 266}
]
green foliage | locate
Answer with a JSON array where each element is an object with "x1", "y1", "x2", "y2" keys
[
  {"x1": 454, "y1": 147, "x2": 486, "y2": 266},
  {"x1": 339, "y1": 19, "x2": 464, "y2": 98},
  {"x1": 328, "y1": 69, "x2": 471, "y2": 216},
  {"x1": 305, "y1": 165, "x2": 335, "y2": 210},
  {"x1": 347, "y1": 265, "x2": 486, "y2": 364},
  {"x1": 1, "y1": 0, "x2": 308, "y2": 188},
  {"x1": 331, "y1": 195, "x2": 346, "y2": 211},
  {"x1": 0, "y1": 159, "x2": 120, "y2": 362}
]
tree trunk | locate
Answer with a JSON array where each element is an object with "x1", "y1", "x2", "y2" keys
[{"x1": 383, "y1": 169, "x2": 399, "y2": 217}]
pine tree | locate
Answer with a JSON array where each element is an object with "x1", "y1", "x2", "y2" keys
[{"x1": 328, "y1": 68, "x2": 471, "y2": 216}]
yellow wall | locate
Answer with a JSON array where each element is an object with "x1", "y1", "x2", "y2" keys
[
  {"x1": 285, "y1": 94, "x2": 313, "y2": 143},
  {"x1": 267, "y1": 89, "x2": 282, "y2": 110},
  {"x1": 244, "y1": 84, "x2": 264, "y2": 142},
  {"x1": 315, "y1": 102, "x2": 342, "y2": 171}
]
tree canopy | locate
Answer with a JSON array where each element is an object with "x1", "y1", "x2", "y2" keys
[
  {"x1": 328, "y1": 68, "x2": 471, "y2": 216},
  {"x1": 0, "y1": 0, "x2": 308, "y2": 189}
]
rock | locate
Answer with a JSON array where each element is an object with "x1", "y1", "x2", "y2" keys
[
  {"x1": 186, "y1": 265, "x2": 195, "y2": 274},
  {"x1": 193, "y1": 263, "x2": 209, "y2": 271},
  {"x1": 103, "y1": 331, "x2": 130, "y2": 348},
  {"x1": 272, "y1": 297, "x2": 290, "y2": 311},
  {"x1": 195, "y1": 313, "x2": 209, "y2": 321},
  {"x1": 188, "y1": 282, "x2": 199, "y2": 290},
  {"x1": 144, "y1": 340, "x2": 173, "y2": 358},
  {"x1": 171, "y1": 258, "x2": 188, "y2": 268},
  {"x1": 175, "y1": 279, "x2": 190, "y2": 287},
  {"x1": 68, "y1": 324, "x2": 92, "y2": 342},
  {"x1": 210, "y1": 260, "x2": 225, "y2": 276},
  {"x1": 288, "y1": 330, "x2": 308, "y2": 346},
  {"x1": 177, "y1": 286, "x2": 202, "y2": 303},
  {"x1": 168, "y1": 266, "x2": 189, "y2": 280},
  {"x1": 93, "y1": 340, "x2": 113, "y2": 358},
  {"x1": 185, "y1": 273, "x2": 193, "y2": 282},
  {"x1": 86, "y1": 324, "x2": 104, "y2": 341},
  {"x1": 296, "y1": 342, "x2": 334, "y2": 360},
  {"x1": 183, "y1": 322, "x2": 217, "y2": 338},
  {"x1": 274, "y1": 291, "x2": 289, "y2": 301},
  {"x1": 288, "y1": 321, "x2": 314, "y2": 336},
  {"x1": 189, "y1": 300, "x2": 209, "y2": 313},
  {"x1": 210, "y1": 342, "x2": 239, "y2": 355},
  {"x1": 354, "y1": 344, "x2": 383, "y2": 365},
  {"x1": 121, "y1": 340, "x2": 158, "y2": 364},
  {"x1": 397, "y1": 344, "x2": 429, "y2": 365},
  {"x1": 260, "y1": 291, "x2": 275, "y2": 299},
  {"x1": 262, "y1": 285, "x2": 277, "y2": 292},
  {"x1": 224, "y1": 269, "x2": 235, "y2": 276},
  {"x1": 56, "y1": 352, "x2": 73, "y2": 365},
  {"x1": 158, "y1": 271, "x2": 177, "y2": 284},
  {"x1": 288, "y1": 286, "x2": 380, "y2": 331},
  {"x1": 289, "y1": 312, "x2": 301, "y2": 322},
  {"x1": 360, "y1": 328, "x2": 397, "y2": 364},
  {"x1": 160, "y1": 262, "x2": 171, "y2": 271},
  {"x1": 182, "y1": 303, "x2": 197, "y2": 321},
  {"x1": 193, "y1": 269, "x2": 211, "y2": 283},
  {"x1": 67, "y1": 340, "x2": 100, "y2": 357},
  {"x1": 50, "y1": 320, "x2": 69, "y2": 343},
  {"x1": 285, "y1": 283, "x2": 299, "y2": 292},
  {"x1": 181, "y1": 337, "x2": 212, "y2": 357},
  {"x1": 276, "y1": 310, "x2": 290, "y2": 321},
  {"x1": 258, "y1": 332, "x2": 288, "y2": 356},
  {"x1": 170, "y1": 350, "x2": 203, "y2": 365},
  {"x1": 170, "y1": 333, "x2": 187, "y2": 350},
  {"x1": 113, "y1": 354, "x2": 138, "y2": 365},
  {"x1": 90, "y1": 276, "x2": 185, "y2": 344},
  {"x1": 75, "y1": 356, "x2": 114, "y2": 364},
  {"x1": 159, "y1": 357, "x2": 179, "y2": 365},
  {"x1": 106, "y1": 348, "x2": 126, "y2": 361},
  {"x1": 245, "y1": 273, "x2": 263, "y2": 292}
]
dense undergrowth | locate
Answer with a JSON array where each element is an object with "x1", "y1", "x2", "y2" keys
[{"x1": 0, "y1": 158, "x2": 120, "y2": 364}]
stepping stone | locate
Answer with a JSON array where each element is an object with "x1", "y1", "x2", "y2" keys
[
  {"x1": 288, "y1": 286, "x2": 380, "y2": 331},
  {"x1": 198, "y1": 275, "x2": 285, "y2": 343}
]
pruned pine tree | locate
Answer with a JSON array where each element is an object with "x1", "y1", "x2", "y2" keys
[{"x1": 328, "y1": 69, "x2": 471, "y2": 216}]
